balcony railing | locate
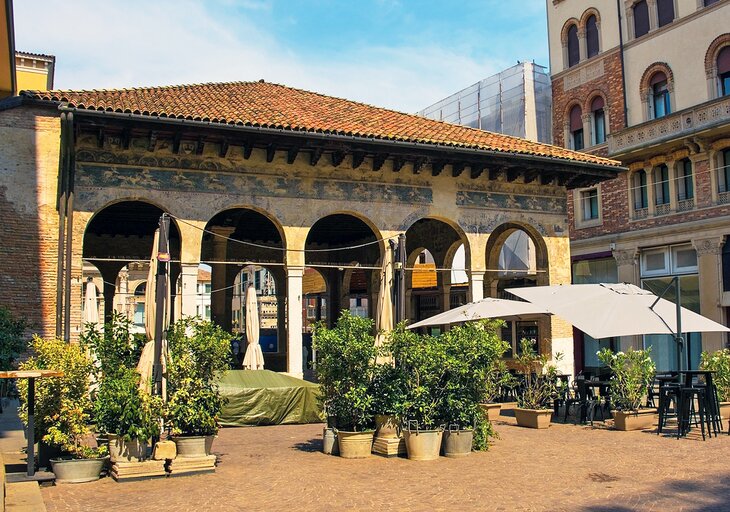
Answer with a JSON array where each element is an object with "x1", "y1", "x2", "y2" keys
[{"x1": 608, "y1": 95, "x2": 730, "y2": 156}]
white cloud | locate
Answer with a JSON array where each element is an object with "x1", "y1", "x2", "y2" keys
[{"x1": 13, "y1": 0, "x2": 538, "y2": 112}]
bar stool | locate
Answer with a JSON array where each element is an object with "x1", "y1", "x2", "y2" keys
[
  {"x1": 657, "y1": 383, "x2": 680, "y2": 435},
  {"x1": 676, "y1": 386, "x2": 712, "y2": 440}
]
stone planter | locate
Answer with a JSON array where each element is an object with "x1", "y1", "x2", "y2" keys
[
  {"x1": 479, "y1": 403, "x2": 502, "y2": 422},
  {"x1": 441, "y1": 429, "x2": 473, "y2": 458},
  {"x1": 50, "y1": 457, "x2": 107, "y2": 484},
  {"x1": 612, "y1": 409, "x2": 657, "y2": 431},
  {"x1": 719, "y1": 402, "x2": 730, "y2": 421},
  {"x1": 336, "y1": 431, "x2": 374, "y2": 459},
  {"x1": 375, "y1": 414, "x2": 400, "y2": 439},
  {"x1": 514, "y1": 408, "x2": 552, "y2": 429},
  {"x1": 403, "y1": 429, "x2": 443, "y2": 461},
  {"x1": 108, "y1": 435, "x2": 148, "y2": 463},
  {"x1": 172, "y1": 436, "x2": 208, "y2": 458}
]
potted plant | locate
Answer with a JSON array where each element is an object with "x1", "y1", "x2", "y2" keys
[
  {"x1": 387, "y1": 324, "x2": 447, "y2": 460},
  {"x1": 18, "y1": 336, "x2": 108, "y2": 483},
  {"x1": 166, "y1": 318, "x2": 231, "y2": 457},
  {"x1": 700, "y1": 349, "x2": 730, "y2": 420},
  {"x1": 369, "y1": 363, "x2": 406, "y2": 440},
  {"x1": 81, "y1": 315, "x2": 161, "y2": 463},
  {"x1": 438, "y1": 320, "x2": 509, "y2": 457},
  {"x1": 598, "y1": 347, "x2": 656, "y2": 431},
  {"x1": 312, "y1": 311, "x2": 378, "y2": 459},
  {"x1": 480, "y1": 356, "x2": 516, "y2": 422},
  {"x1": 513, "y1": 339, "x2": 560, "y2": 429}
]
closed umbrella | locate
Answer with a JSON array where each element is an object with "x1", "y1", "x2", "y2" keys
[
  {"x1": 242, "y1": 284, "x2": 265, "y2": 370},
  {"x1": 82, "y1": 278, "x2": 100, "y2": 327},
  {"x1": 375, "y1": 249, "x2": 394, "y2": 360},
  {"x1": 506, "y1": 283, "x2": 729, "y2": 339},
  {"x1": 407, "y1": 297, "x2": 550, "y2": 329}
]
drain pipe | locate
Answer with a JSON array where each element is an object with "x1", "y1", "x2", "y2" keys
[
  {"x1": 55, "y1": 112, "x2": 68, "y2": 337},
  {"x1": 617, "y1": 0, "x2": 629, "y2": 128},
  {"x1": 63, "y1": 112, "x2": 75, "y2": 342}
]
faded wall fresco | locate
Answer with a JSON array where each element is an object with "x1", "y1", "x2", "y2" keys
[
  {"x1": 456, "y1": 190, "x2": 567, "y2": 215},
  {"x1": 75, "y1": 163, "x2": 433, "y2": 205}
]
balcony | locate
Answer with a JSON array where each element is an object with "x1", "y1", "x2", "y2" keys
[{"x1": 608, "y1": 95, "x2": 730, "y2": 157}]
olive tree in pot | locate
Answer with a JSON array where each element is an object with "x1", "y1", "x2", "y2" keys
[
  {"x1": 514, "y1": 339, "x2": 560, "y2": 429},
  {"x1": 480, "y1": 359, "x2": 516, "y2": 422},
  {"x1": 312, "y1": 311, "x2": 378, "y2": 459},
  {"x1": 166, "y1": 318, "x2": 231, "y2": 457},
  {"x1": 82, "y1": 315, "x2": 161, "y2": 463},
  {"x1": 700, "y1": 349, "x2": 730, "y2": 421},
  {"x1": 598, "y1": 347, "x2": 656, "y2": 431},
  {"x1": 18, "y1": 336, "x2": 109, "y2": 483},
  {"x1": 369, "y1": 363, "x2": 406, "y2": 439},
  {"x1": 387, "y1": 324, "x2": 447, "y2": 461},
  {"x1": 439, "y1": 320, "x2": 508, "y2": 457}
]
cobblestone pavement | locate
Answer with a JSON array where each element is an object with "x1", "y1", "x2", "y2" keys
[{"x1": 41, "y1": 409, "x2": 730, "y2": 512}]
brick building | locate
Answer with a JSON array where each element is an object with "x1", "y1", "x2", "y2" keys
[{"x1": 547, "y1": 0, "x2": 730, "y2": 372}]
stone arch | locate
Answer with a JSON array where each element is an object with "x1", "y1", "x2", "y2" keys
[
  {"x1": 205, "y1": 204, "x2": 287, "y2": 252},
  {"x1": 639, "y1": 62, "x2": 675, "y2": 96},
  {"x1": 485, "y1": 221, "x2": 550, "y2": 294},
  {"x1": 583, "y1": 89, "x2": 608, "y2": 114},
  {"x1": 579, "y1": 7, "x2": 601, "y2": 29},
  {"x1": 560, "y1": 18, "x2": 580, "y2": 45},
  {"x1": 704, "y1": 33, "x2": 730, "y2": 76}
]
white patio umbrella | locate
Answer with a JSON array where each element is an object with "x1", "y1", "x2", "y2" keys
[
  {"x1": 137, "y1": 229, "x2": 171, "y2": 398},
  {"x1": 407, "y1": 297, "x2": 550, "y2": 329},
  {"x1": 506, "y1": 283, "x2": 730, "y2": 339},
  {"x1": 82, "y1": 278, "x2": 100, "y2": 327},
  {"x1": 242, "y1": 284, "x2": 265, "y2": 370},
  {"x1": 374, "y1": 249, "x2": 394, "y2": 363}
]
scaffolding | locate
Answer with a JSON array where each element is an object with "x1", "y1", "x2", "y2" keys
[{"x1": 418, "y1": 62, "x2": 552, "y2": 143}]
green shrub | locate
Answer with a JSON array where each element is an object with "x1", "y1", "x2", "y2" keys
[
  {"x1": 598, "y1": 347, "x2": 655, "y2": 411},
  {"x1": 700, "y1": 349, "x2": 730, "y2": 402},
  {"x1": 515, "y1": 339, "x2": 561, "y2": 410},
  {"x1": 0, "y1": 306, "x2": 27, "y2": 371}
]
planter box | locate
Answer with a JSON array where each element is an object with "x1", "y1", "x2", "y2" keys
[
  {"x1": 612, "y1": 409, "x2": 657, "y2": 431},
  {"x1": 479, "y1": 403, "x2": 502, "y2": 422},
  {"x1": 336, "y1": 431, "x2": 374, "y2": 459},
  {"x1": 50, "y1": 457, "x2": 107, "y2": 484},
  {"x1": 403, "y1": 430, "x2": 443, "y2": 461},
  {"x1": 514, "y1": 408, "x2": 552, "y2": 429},
  {"x1": 108, "y1": 435, "x2": 148, "y2": 463}
]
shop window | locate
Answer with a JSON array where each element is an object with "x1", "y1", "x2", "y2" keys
[
  {"x1": 570, "y1": 104, "x2": 584, "y2": 150},
  {"x1": 653, "y1": 164, "x2": 670, "y2": 206},
  {"x1": 718, "y1": 46, "x2": 730, "y2": 97},
  {"x1": 581, "y1": 188, "x2": 599, "y2": 221},
  {"x1": 633, "y1": 1, "x2": 650, "y2": 38},
  {"x1": 650, "y1": 72, "x2": 671, "y2": 119},
  {"x1": 657, "y1": 0, "x2": 675, "y2": 28},
  {"x1": 677, "y1": 159, "x2": 694, "y2": 201},
  {"x1": 572, "y1": 257, "x2": 618, "y2": 285},
  {"x1": 567, "y1": 24, "x2": 580, "y2": 67},
  {"x1": 591, "y1": 96, "x2": 606, "y2": 144},
  {"x1": 586, "y1": 15, "x2": 599, "y2": 58},
  {"x1": 501, "y1": 320, "x2": 539, "y2": 357}
]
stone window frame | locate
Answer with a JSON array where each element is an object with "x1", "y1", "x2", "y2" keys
[
  {"x1": 560, "y1": 9, "x2": 603, "y2": 70},
  {"x1": 625, "y1": 0, "x2": 679, "y2": 40},
  {"x1": 704, "y1": 33, "x2": 730, "y2": 100},
  {"x1": 639, "y1": 62, "x2": 675, "y2": 121},
  {"x1": 629, "y1": 167, "x2": 650, "y2": 220},
  {"x1": 564, "y1": 101, "x2": 586, "y2": 151},
  {"x1": 584, "y1": 90, "x2": 611, "y2": 147},
  {"x1": 573, "y1": 186, "x2": 603, "y2": 228}
]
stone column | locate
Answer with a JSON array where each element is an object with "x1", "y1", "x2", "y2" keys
[
  {"x1": 647, "y1": 0, "x2": 658, "y2": 31},
  {"x1": 210, "y1": 227, "x2": 234, "y2": 328},
  {"x1": 286, "y1": 266, "x2": 304, "y2": 378},
  {"x1": 179, "y1": 263, "x2": 199, "y2": 318},
  {"x1": 613, "y1": 248, "x2": 642, "y2": 351},
  {"x1": 96, "y1": 261, "x2": 126, "y2": 324},
  {"x1": 470, "y1": 270, "x2": 485, "y2": 301},
  {"x1": 692, "y1": 237, "x2": 726, "y2": 352},
  {"x1": 116, "y1": 268, "x2": 129, "y2": 318},
  {"x1": 578, "y1": 28, "x2": 587, "y2": 61}
]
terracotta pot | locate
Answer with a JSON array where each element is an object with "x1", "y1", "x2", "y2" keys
[
  {"x1": 514, "y1": 408, "x2": 552, "y2": 429},
  {"x1": 479, "y1": 403, "x2": 502, "y2": 422},
  {"x1": 336, "y1": 431, "x2": 374, "y2": 459},
  {"x1": 719, "y1": 402, "x2": 730, "y2": 421},
  {"x1": 612, "y1": 409, "x2": 657, "y2": 431},
  {"x1": 375, "y1": 414, "x2": 400, "y2": 439},
  {"x1": 172, "y1": 436, "x2": 208, "y2": 458},
  {"x1": 441, "y1": 429, "x2": 473, "y2": 458},
  {"x1": 403, "y1": 430, "x2": 443, "y2": 461},
  {"x1": 108, "y1": 435, "x2": 148, "y2": 463},
  {"x1": 50, "y1": 457, "x2": 107, "y2": 484}
]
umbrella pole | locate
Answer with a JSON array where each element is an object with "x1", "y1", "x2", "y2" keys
[
  {"x1": 153, "y1": 214, "x2": 171, "y2": 397},
  {"x1": 675, "y1": 276, "x2": 685, "y2": 372},
  {"x1": 396, "y1": 234, "x2": 406, "y2": 324}
]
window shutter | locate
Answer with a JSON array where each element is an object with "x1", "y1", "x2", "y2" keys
[
  {"x1": 633, "y1": 1, "x2": 650, "y2": 38},
  {"x1": 591, "y1": 96, "x2": 604, "y2": 112},
  {"x1": 649, "y1": 71, "x2": 667, "y2": 87},
  {"x1": 657, "y1": 0, "x2": 675, "y2": 27},
  {"x1": 718, "y1": 46, "x2": 730, "y2": 75},
  {"x1": 568, "y1": 25, "x2": 580, "y2": 67},
  {"x1": 570, "y1": 105, "x2": 583, "y2": 131},
  {"x1": 586, "y1": 16, "x2": 599, "y2": 58}
]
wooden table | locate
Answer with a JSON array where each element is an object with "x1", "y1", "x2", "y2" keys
[{"x1": 0, "y1": 370, "x2": 63, "y2": 477}]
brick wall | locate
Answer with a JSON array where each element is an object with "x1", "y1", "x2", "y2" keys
[{"x1": 0, "y1": 105, "x2": 61, "y2": 339}]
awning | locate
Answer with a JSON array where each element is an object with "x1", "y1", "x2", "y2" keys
[{"x1": 407, "y1": 297, "x2": 550, "y2": 329}]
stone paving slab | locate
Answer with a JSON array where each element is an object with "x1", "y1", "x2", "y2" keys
[{"x1": 40, "y1": 412, "x2": 730, "y2": 512}]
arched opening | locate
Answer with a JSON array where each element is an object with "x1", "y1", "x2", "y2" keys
[
  {"x1": 305, "y1": 213, "x2": 380, "y2": 328},
  {"x1": 567, "y1": 24, "x2": 580, "y2": 67},
  {"x1": 586, "y1": 14, "x2": 599, "y2": 58},
  {"x1": 82, "y1": 200, "x2": 181, "y2": 327},
  {"x1": 200, "y1": 208, "x2": 286, "y2": 369},
  {"x1": 404, "y1": 218, "x2": 467, "y2": 325}
]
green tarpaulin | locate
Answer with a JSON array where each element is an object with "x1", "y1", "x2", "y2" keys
[{"x1": 217, "y1": 370, "x2": 324, "y2": 426}]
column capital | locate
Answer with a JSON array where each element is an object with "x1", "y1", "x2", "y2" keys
[
  {"x1": 613, "y1": 248, "x2": 638, "y2": 267},
  {"x1": 286, "y1": 266, "x2": 305, "y2": 278},
  {"x1": 692, "y1": 237, "x2": 725, "y2": 256}
]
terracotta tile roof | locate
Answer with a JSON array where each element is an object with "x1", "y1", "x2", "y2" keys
[{"x1": 22, "y1": 81, "x2": 620, "y2": 167}]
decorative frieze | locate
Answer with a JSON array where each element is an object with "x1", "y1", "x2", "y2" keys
[
  {"x1": 562, "y1": 60, "x2": 605, "y2": 91},
  {"x1": 692, "y1": 237, "x2": 725, "y2": 256}
]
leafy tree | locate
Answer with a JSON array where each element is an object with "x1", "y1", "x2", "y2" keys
[{"x1": 0, "y1": 306, "x2": 27, "y2": 372}]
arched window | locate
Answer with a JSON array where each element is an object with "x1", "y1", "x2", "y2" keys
[
  {"x1": 650, "y1": 72, "x2": 671, "y2": 118},
  {"x1": 567, "y1": 24, "x2": 580, "y2": 67},
  {"x1": 653, "y1": 164, "x2": 670, "y2": 206},
  {"x1": 719, "y1": 148, "x2": 730, "y2": 195},
  {"x1": 657, "y1": 0, "x2": 675, "y2": 28},
  {"x1": 718, "y1": 46, "x2": 730, "y2": 97},
  {"x1": 633, "y1": 170, "x2": 648, "y2": 210},
  {"x1": 569, "y1": 105, "x2": 584, "y2": 150},
  {"x1": 633, "y1": 1, "x2": 650, "y2": 38},
  {"x1": 591, "y1": 96, "x2": 606, "y2": 145},
  {"x1": 678, "y1": 159, "x2": 694, "y2": 202},
  {"x1": 586, "y1": 15, "x2": 599, "y2": 58},
  {"x1": 705, "y1": 0, "x2": 720, "y2": 6}
]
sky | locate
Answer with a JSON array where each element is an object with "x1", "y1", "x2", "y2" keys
[{"x1": 13, "y1": 0, "x2": 549, "y2": 113}]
